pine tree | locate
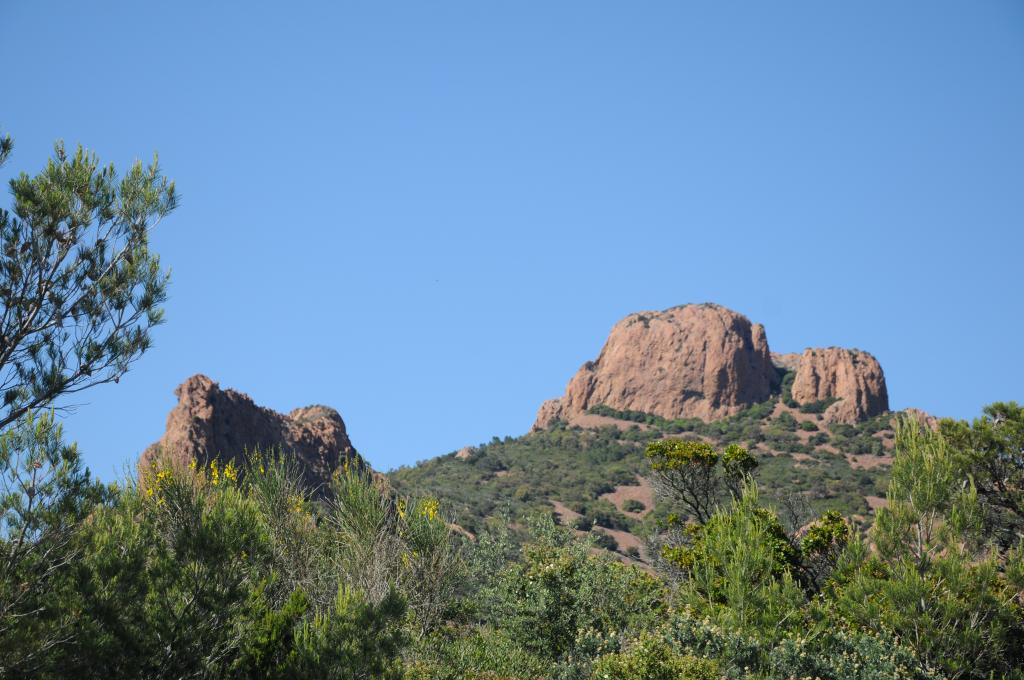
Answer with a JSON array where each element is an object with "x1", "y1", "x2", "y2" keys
[{"x1": 0, "y1": 133, "x2": 176, "y2": 429}]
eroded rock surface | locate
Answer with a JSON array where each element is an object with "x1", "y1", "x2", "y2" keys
[
  {"x1": 141, "y1": 374, "x2": 361, "y2": 492},
  {"x1": 790, "y1": 348, "x2": 889, "y2": 424},
  {"x1": 533, "y1": 304, "x2": 777, "y2": 429}
]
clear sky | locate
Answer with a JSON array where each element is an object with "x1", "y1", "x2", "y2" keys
[{"x1": 2, "y1": 1, "x2": 1022, "y2": 478}]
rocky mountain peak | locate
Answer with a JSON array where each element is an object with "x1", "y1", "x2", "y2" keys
[
  {"x1": 534, "y1": 303, "x2": 777, "y2": 429},
  {"x1": 140, "y1": 374, "x2": 361, "y2": 492},
  {"x1": 534, "y1": 304, "x2": 892, "y2": 429}
]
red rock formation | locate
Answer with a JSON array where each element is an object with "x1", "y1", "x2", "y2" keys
[
  {"x1": 533, "y1": 304, "x2": 777, "y2": 429},
  {"x1": 790, "y1": 347, "x2": 889, "y2": 424},
  {"x1": 141, "y1": 374, "x2": 361, "y2": 492},
  {"x1": 770, "y1": 352, "x2": 803, "y2": 374}
]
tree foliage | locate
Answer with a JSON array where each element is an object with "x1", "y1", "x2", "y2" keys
[
  {"x1": 0, "y1": 139, "x2": 175, "y2": 430},
  {"x1": 645, "y1": 439, "x2": 755, "y2": 523},
  {"x1": 829, "y1": 416, "x2": 1024, "y2": 678},
  {"x1": 940, "y1": 401, "x2": 1024, "y2": 550},
  {"x1": 0, "y1": 411, "x2": 104, "y2": 675}
]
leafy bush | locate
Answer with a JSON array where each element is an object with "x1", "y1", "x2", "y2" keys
[
  {"x1": 623, "y1": 499, "x2": 646, "y2": 513},
  {"x1": 773, "y1": 411, "x2": 798, "y2": 432},
  {"x1": 799, "y1": 397, "x2": 839, "y2": 414},
  {"x1": 661, "y1": 485, "x2": 806, "y2": 638},
  {"x1": 591, "y1": 531, "x2": 618, "y2": 551},
  {"x1": 573, "y1": 515, "x2": 594, "y2": 531},
  {"x1": 476, "y1": 515, "x2": 666, "y2": 667},
  {"x1": 406, "y1": 627, "x2": 549, "y2": 680},
  {"x1": 664, "y1": 612, "x2": 937, "y2": 680},
  {"x1": 765, "y1": 629, "x2": 940, "y2": 680},
  {"x1": 590, "y1": 632, "x2": 718, "y2": 679},
  {"x1": 780, "y1": 371, "x2": 798, "y2": 408}
]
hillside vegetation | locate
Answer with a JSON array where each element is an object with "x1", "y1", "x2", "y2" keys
[
  {"x1": 388, "y1": 392, "x2": 895, "y2": 562},
  {"x1": 6, "y1": 404, "x2": 1024, "y2": 678}
]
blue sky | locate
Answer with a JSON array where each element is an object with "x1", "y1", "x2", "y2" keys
[{"x1": 2, "y1": 1, "x2": 1022, "y2": 477}]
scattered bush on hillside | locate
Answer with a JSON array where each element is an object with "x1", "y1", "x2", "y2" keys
[
  {"x1": 592, "y1": 531, "x2": 619, "y2": 552},
  {"x1": 808, "y1": 432, "x2": 830, "y2": 446},
  {"x1": 780, "y1": 370, "x2": 798, "y2": 408},
  {"x1": 799, "y1": 397, "x2": 839, "y2": 414},
  {"x1": 623, "y1": 499, "x2": 646, "y2": 513},
  {"x1": 573, "y1": 515, "x2": 594, "y2": 531},
  {"x1": 773, "y1": 411, "x2": 798, "y2": 432}
]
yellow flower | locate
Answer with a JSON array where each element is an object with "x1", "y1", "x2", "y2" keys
[
  {"x1": 224, "y1": 460, "x2": 238, "y2": 483},
  {"x1": 419, "y1": 498, "x2": 439, "y2": 521}
]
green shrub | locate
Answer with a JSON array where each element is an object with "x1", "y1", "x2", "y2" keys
[
  {"x1": 799, "y1": 397, "x2": 839, "y2": 414},
  {"x1": 573, "y1": 515, "x2": 594, "y2": 531},
  {"x1": 592, "y1": 531, "x2": 618, "y2": 552},
  {"x1": 486, "y1": 515, "x2": 666, "y2": 664},
  {"x1": 623, "y1": 499, "x2": 646, "y2": 513},
  {"x1": 773, "y1": 412, "x2": 798, "y2": 432},
  {"x1": 766, "y1": 628, "x2": 939, "y2": 679},
  {"x1": 665, "y1": 611, "x2": 938, "y2": 680},
  {"x1": 406, "y1": 627, "x2": 548, "y2": 680},
  {"x1": 0, "y1": 412, "x2": 108, "y2": 676},
  {"x1": 662, "y1": 485, "x2": 805, "y2": 638},
  {"x1": 780, "y1": 370, "x2": 798, "y2": 407},
  {"x1": 591, "y1": 632, "x2": 718, "y2": 680},
  {"x1": 830, "y1": 418, "x2": 1024, "y2": 678}
]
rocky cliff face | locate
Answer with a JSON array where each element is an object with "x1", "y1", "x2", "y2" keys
[
  {"x1": 141, "y1": 374, "x2": 361, "y2": 492},
  {"x1": 534, "y1": 304, "x2": 893, "y2": 430},
  {"x1": 533, "y1": 304, "x2": 777, "y2": 429},
  {"x1": 790, "y1": 347, "x2": 889, "y2": 424}
]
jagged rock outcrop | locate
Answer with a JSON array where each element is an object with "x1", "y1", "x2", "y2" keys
[
  {"x1": 141, "y1": 374, "x2": 362, "y2": 492},
  {"x1": 790, "y1": 348, "x2": 889, "y2": 424},
  {"x1": 533, "y1": 304, "x2": 777, "y2": 429},
  {"x1": 770, "y1": 352, "x2": 803, "y2": 374}
]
